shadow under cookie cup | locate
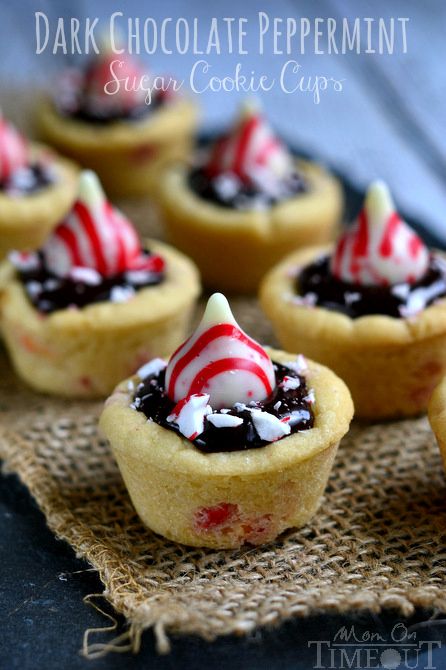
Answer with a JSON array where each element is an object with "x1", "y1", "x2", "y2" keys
[
  {"x1": 0, "y1": 239, "x2": 200, "y2": 398},
  {"x1": 99, "y1": 348, "x2": 353, "y2": 549},
  {"x1": 36, "y1": 97, "x2": 198, "y2": 197},
  {"x1": 259, "y1": 245, "x2": 446, "y2": 420},
  {"x1": 0, "y1": 143, "x2": 79, "y2": 258},
  {"x1": 155, "y1": 159, "x2": 343, "y2": 294}
]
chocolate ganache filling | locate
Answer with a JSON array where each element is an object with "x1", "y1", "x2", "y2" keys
[
  {"x1": 132, "y1": 362, "x2": 314, "y2": 454},
  {"x1": 188, "y1": 166, "x2": 307, "y2": 210},
  {"x1": 298, "y1": 254, "x2": 446, "y2": 319},
  {"x1": 17, "y1": 251, "x2": 164, "y2": 314},
  {"x1": 59, "y1": 99, "x2": 163, "y2": 125},
  {"x1": 0, "y1": 163, "x2": 54, "y2": 196}
]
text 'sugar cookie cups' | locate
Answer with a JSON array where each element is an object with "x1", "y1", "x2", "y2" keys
[
  {"x1": 37, "y1": 46, "x2": 197, "y2": 197},
  {"x1": 100, "y1": 293, "x2": 353, "y2": 549},
  {"x1": 0, "y1": 170, "x2": 200, "y2": 398},
  {"x1": 260, "y1": 180, "x2": 446, "y2": 420},
  {"x1": 156, "y1": 102, "x2": 343, "y2": 293},
  {"x1": 0, "y1": 113, "x2": 78, "y2": 258}
]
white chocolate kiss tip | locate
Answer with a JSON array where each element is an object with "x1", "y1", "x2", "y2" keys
[
  {"x1": 200, "y1": 292, "x2": 238, "y2": 327},
  {"x1": 165, "y1": 293, "x2": 276, "y2": 409},
  {"x1": 77, "y1": 170, "x2": 106, "y2": 209},
  {"x1": 239, "y1": 97, "x2": 261, "y2": 119},
  {"x1": 365, "y1": 180, "x2": 396, "y2": 223}
]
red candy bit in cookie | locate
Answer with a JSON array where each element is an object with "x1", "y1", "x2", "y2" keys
[
  {"x1": 165, "y1": 293, "x2": 276, "y2": 410},
  {"x1": 166, "y1": 393, "x2": 211, "y2": 440},
  {"x1": 0, "y1": 114, "x2": 28, "y2": 182},
  {"x1": 42, "y1": 170, "x2": 163, "y2": 278},
  {"x1": 330, "y1": 180, "x2": 429, "y2": 286},
  {"x1": 241, "y1": 514, "x2": 274, "y2": 545},
  {"x1": 193, "y1": 502, "x2": 239, "y2": 531},
  {"x1": 205, "y1": 100, "x2": 293, "y2": 188}
]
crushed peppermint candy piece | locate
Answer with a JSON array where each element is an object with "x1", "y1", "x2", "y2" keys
[
  {"x1": 233, "y1": 402, "x2": 249, "y2": 412},
  {"x1": 69, "y1": 266, "x2": 102, "y2": 285},
  {"x1": 304, "y1": 390, "x2": 316, "y2": 404},
  {"x1": 166, "y1": 393, "x2": 211, "y2": 440},
  {"x1": 26, "y1": 280, "x2": 42, "y2": 298},
  {"x1": 43, "y1": 278, "x2": 62, "y2": 291},
  {"x1": 110, "y1": 285, "x2": 135, "y2": 303},
  {"x1": 284, "y1": 355, "x2": 308, "y2": 375},
  {"x1": 137, "y1": 357, "x2": 167, "y2": 380},
  {"x1": 9, "y1": 251, "x2": 40, "y2": 272},
  {"x1": 292, "y1": 292, "x2": 318, "y2": 307},
  {"x1": 207, "y1": 413, "x2": 244, "y2": 429},
  {"x1": 391, "y1": 283, "x2": 411, "y2": 300},
  {"x1": 130, "y1": 396, "x2": 141, "y2": 410},
  {"x1": 344, "y1": 291, "x2": 361, "y2": 305},
  {"x1": 280, "y1": 375, "x2": 301, "y2": 391},
  {"x1": 250, "y1": 409, "x2": 291, "y2": 442}
]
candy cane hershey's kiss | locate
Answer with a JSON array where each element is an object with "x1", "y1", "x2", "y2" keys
[
  {"x1": 99, "y1": 293, "x2": 354, "y2": 548},
  {"x1": 165, "y1": 292, "x2": 276, "y2": 409}
]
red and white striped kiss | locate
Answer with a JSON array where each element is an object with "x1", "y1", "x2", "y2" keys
[
  {"x1": 165, "y1": 293, "x2": 276, "y2": 410},
  {"x1": 0, "y1": 115, "x2": 28, "y2": 182},
  {"x1": 330, "y1": 180, "x2": 429, "y2": 286},
  {"x1": 42, "y1": 171, "x2": 163, "y2": 278},
  {"x1": 205, "y1": 101, "x2": 293, "y2": 187}
]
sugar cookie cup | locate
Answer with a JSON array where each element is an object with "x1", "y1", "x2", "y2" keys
[
  {"x1": 428, "y1": 376, "x2": 446, "y2": 471},
  {"x1": 99, "y1": 348, "x2": 353, "y2": 549},
  {"x1": 0, "y1": 144, "x2": 78, "y2": 258},
  {"x1": 260, "y1": 246, "x2": 446, "y2": 420},
  {"x1": 156, "y1": 160, "x2": 343, "y2": 294},
  {"x1": 0, "y1": 240, "x2": 200, "y2": 398},
  {"x1": 37, "y1": 98, "x2": 198, "y2": 198}
]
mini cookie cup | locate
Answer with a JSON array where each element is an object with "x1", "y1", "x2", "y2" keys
[
  {"x1": 260, "y1": 245, "x2": 446, "y2": 420},
  {"x1": 37, "y1": 98, "x2": 198, "y2": 197},
  {"x1": 156, "y1": 160, "x2": 343, "y2": 293},
  {"x1": 0, "y1": 240, "x2": 200, "y2": 398},
  {"x1": 0, "y1": 144, "x2": 78, "y2": 258},
  {"x1": 99, "y1": 348, "x2": 353, "y2": 549}
]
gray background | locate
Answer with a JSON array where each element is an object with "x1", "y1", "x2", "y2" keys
[{"x1": 1, "y1": 0, "x2": 445, "y2": 242}]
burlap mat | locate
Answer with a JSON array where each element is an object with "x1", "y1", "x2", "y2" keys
[{"x1": 1, "y1": 104, "x2": 446, "y2": 655}]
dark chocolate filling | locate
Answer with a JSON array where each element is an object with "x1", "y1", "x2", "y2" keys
[
  {"x1": 17, "y1": 251, "x2": 164, "y2": 314},
  {"x1": 297, "y1": 254, "x2": 446, "y2": 318},
  {"x1": 61, "y1": 101, "x2": 158, "y2": 125},
  {"x1": 132, "y1": 362, "x2": 314, "y2": 454},
  {"x1": 0, "y1": 163, "x2": 54, "y2": 196},
  {"x1": 55, "y1": 79, "x2": 167, "y2": 125},
  {"x1": 188, "y1": 166, "x2": 307, "y2": 210}
]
